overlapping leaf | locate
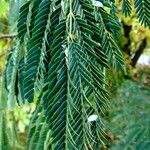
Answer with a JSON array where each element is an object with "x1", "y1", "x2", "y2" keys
[{"x1": 23, "y1": 0, "x2": 51, "y2": 102}]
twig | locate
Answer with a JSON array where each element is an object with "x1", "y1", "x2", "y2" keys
[{"x1": 0, "y1": 34, "x2": 17, "y2": 39}]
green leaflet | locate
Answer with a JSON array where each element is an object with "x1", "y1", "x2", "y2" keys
[
  {"x1": 5, "y1": 41, "x2": 20, "y2": 109},
  {"x1": 44, "y1": 19, "x2": 70, "y2": 149},
  {"x1": 17, "y1": 57, "x2": 25, "y2": 103},
  {"x1": 29, "y1": 0, "x2": 43, "y2": 37},
  {"x1": 27, "y1": 100, "x2": 50, "y2": 150},
  {"x1": 122, "y1": 0, "x2": 132, "y2": 17},
  {"x1": 17, "y1": 1, "x2": 30, "y2": 42},
  {"x1": 24, "y1": 0, "x2": 51, "y2": 102},
  {"x1": 97, "y1": 14, "x2": 125, "y2": 71},
  {"x1": 0, "y1": 112, "x2": 10, "y2": 150},
  {"x1": 68, "y1": 41, "x2": 106, "y2": 149}
]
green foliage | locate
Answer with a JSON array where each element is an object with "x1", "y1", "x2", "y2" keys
[
  {"x1": 0, "y1": 77, "x2": 9, "y2": 150},
  {"x1": 122, "y1": 0, "x2": 132, "y2": 17},
  {"x1": 0, "y1": 112, "x2": 10, "y2": 150},
  {"x1": 5, "y1": 42, "x2": 20, "y2": 109},
  {"x1": 121, "y1": 0, "x2": 150, "y2": 28},
  {"x1": 2, "y1": 0, "x2": 150, "y2": 149},
  {"x1": 134, "y1": 0, "x2": 150, "y2": 28},
  {"x1": 8, "y1": 0, "x2": 27, "y2": 32},
  {"x1": 27, "y1": 101, "x2": 50, "y2": 150},
  {"x1": 4, "y1": 0, "x2": 125, "y2": 149}
]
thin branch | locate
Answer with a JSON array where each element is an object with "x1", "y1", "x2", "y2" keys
[{"x1": 0, "y1": 34, "x2": 17, "y2": 39}]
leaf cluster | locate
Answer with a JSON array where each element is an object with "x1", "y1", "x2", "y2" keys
[{"x1": 4, "y1": 0, "x2": 150, "y2": 149}]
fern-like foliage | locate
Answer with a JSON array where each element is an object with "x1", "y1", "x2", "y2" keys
[
  {"x1": 121, "y1": 0, "x2": 150, "y2": 27},
  {"x1": 3, "y1": 0, "x2": 149, "y2": 149},
  {"x1": 27, "y1": 101, "x2": 50, "y2": 150},
  {"x1": 134, "y1": 0, "x2": 150, "y2": 27},
  {"x1": 122, "y1": 0, "x2": 132, "y2": 17},
  {"x1": 5, "y1": 42, "x2": 20, "y2": 108}
]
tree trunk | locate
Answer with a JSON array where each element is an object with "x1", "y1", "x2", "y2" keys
[
  {"x1": 131, "y1": 38, "x2": 147, "y2": 67},
  {"x1": 123, "y1": 23, "x2": 132, "y2": 56}
]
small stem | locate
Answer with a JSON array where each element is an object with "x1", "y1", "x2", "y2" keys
[
  {"x1": 0, "y1": 34, "x2": 17, "y2": 39},
  {"x1": 70, "y1": 0, "x2": 73, "y2": 13},
  {"x1": 69, "y1": 0, "x2": 73, "y2": 40}
]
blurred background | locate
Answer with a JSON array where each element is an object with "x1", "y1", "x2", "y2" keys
[{"x1": 0, "y1": 0, "x2": 150, "y2": 149}]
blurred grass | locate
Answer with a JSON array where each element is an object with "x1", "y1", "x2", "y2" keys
[{"x1": 105, "y1": 67, "x2": 150, "y2": 150}]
